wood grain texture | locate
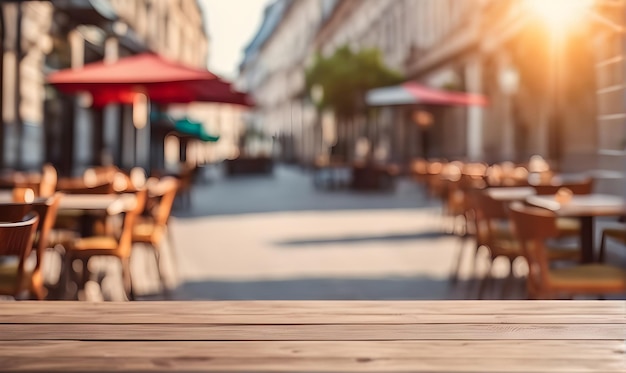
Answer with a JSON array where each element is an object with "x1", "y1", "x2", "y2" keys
[
  {"x1": 0, "y1": 301, "x2": 623, "y2": 324},
  {"x1": 0, "y1": 340, "x2": 622, "y2": 359},
  {"x1": 2, "y1": 356, "x2": 624, "y2": 372},
  {"x1": 0, "y1": 301, "x2": 623, "y2": 372},
  {"x1": 0, "y1": 323, "x2": 622, "y2": 341}
]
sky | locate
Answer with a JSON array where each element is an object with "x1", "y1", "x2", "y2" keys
[{"x1": 200, "y1": 0, "x2": 272, "y2": 80}]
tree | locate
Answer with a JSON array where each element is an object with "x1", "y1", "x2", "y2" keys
[
  {"x1": 305, "y1": 45, "x2": 403, "y2": 161},
  {"x1": 306, "y1": 45, "x2": 403, "y2": 116}
]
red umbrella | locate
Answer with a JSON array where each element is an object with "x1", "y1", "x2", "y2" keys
[{"x1": 47, "y1": 53, "x2": 253, "y2": 107}]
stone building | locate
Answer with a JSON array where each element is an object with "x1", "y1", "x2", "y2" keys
[
  {"x1": 240, "y1": 0, "x2": 483, "y2": 166},
  {"x1": 238, "y1": 0, "x2": 331, "y2": 164},
  {"x1": 0, "y1": 0, "x2": 210, "y2": 176},
  {"x1": 241, "y1": 0, "x2": 625, "y2": 194}
]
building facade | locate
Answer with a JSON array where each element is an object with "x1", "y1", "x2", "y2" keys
[
  {"x1": 241, "y1": 0, "x2": 484, "y2": 167},
  {"x1": 0, "y1": 0, "x2": 210, "y2": 176},
  {"x1": 241, "y1": 0, "x2": 626, "y2": 194}
]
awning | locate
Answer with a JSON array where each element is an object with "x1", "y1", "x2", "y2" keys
[
  {"x1": 47, "y1": 53, "x2": 253, "y2": 107},
  {"x1": 174, "y1": 118, "x2": 220, "y2": 142},
  {"x1": 151, "y1": 112, "x2": 220, "y2": 142},
  {"x1": 366, "y1": 82, "x2": 488, "y2": 107}
]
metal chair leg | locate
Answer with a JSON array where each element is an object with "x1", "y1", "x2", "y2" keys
[
  {"x1": 151, "y1": 243, "x2": 168, "y2": 292},
  {"x1": 477, "y1": 260, "x2": 493, "y2": 300},
  {"x1": 450, "y1": 235, "x2": 469, "y2": 284},
  {"x1": 499, "y1": 258, "x2": 516, "y2": 300},
  {"x1": 165, "y1": 225, "x2": 178, "y2": 277},
  {"x1": 120, "y1": 257, "x2": 134, "y2": 301},
  {"x1": 599, "y1": 232, "x2": 607, "y2": 263}
]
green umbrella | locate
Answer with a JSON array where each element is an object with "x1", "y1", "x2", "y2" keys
[{"x1": 174, "y1": 117, "x2": 220, "y2": 142}]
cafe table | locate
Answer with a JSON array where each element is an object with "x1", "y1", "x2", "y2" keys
[
  {"x1": 0, "y1": 301, "x2": 623, "y2": 372},
  {"x1": 57, "y1": 193, "x2": 136, "y2": 215},
  {"x1": 0, "y1": 192, "x2": 134, "y2": 214},
  {"x1": 526, "y1": 194, "x2": 626, "y2": 263},
  {"x1": 485, "y1": 186, "x2": 536, "y2": 201}
]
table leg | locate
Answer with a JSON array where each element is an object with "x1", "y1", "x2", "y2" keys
[{"x1": 579, "y1": 216, "x2": 594, "y2": 263}]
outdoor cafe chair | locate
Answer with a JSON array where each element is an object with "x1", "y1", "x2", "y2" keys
[
  {"x1": 132, "y1": 177, "x2": 179, "y2": 291},
  {"x1": 471, "y1": 191, "x2": 580, "y2": 299},
  {"x1": 509, "y1": 202, "x2": 626, "y2": 299},
  {"x1": 11, "y1": 189, "x2": 65, "y2": 299},
  {"x1": 39, "y1": 163, "x2": 58, "y2": 198},
  {"x1": 449, "y1": 188, "x2": 480, "y2": 285},
  {"x1": 598, "y1": 217, "x2": 626, "y2": 263},
  {"x1": 0, "y1": 201, "x2": 33, "y2": 223},
  {"x1": 66, "y1": 188, "x2": 147, "y2": 300},
  {"x1": 0, "y1": 214, "x2": 39, "y2": 299},
  {"x1": 468, "y1": 190, "x2": 523, "y2": 299},
  {"x1": 29, "y1": 193, "x2": 63, "y2": 299}
]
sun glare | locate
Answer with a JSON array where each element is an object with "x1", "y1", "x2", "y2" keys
[{"x1": 526, "y1": 0, "x2": 594, "y2": 31}]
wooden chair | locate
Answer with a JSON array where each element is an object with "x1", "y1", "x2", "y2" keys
[
  {"x1": 130, "y1": 167, "x2": 147, "y2": 190},
  {"x1": 28, "y1": 193, "x2": 63, "y2": 299},
  {"x1": 509, "y1": 202, "x2": 626, "y2": 299},
  {"x1": 441, "y1": 164, "x2": 466, "y2": 234},
  {"x1": 66, "y1": 189, "x2": 147, "y2": 300},
  {"x1": 447, "y1": 170, "x2": 490, "y2": 284},
  {"x1": 472, "y1": 192, "x2": 580, "y2": 299},
  {"x1": 39, "y1": 164, "x2": 58, "y2": 198},
  {"x1": 599, "y1": 219, "x2": 625, "y2": 262},
  {"x1": 133, "y1": 177, "x2": 179, "y2": 291},
  {"x1": 0, "y1": 201, "x2": 33, "y2": 223},
  {"x1": 470, "y1": 191, "x2": 524, "y2": 299},
  {"x1": 0, "y1": 214, "x2": 39, "y2": 299}
]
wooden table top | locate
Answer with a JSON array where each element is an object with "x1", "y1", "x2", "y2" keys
[
  {"x1": 526, "y1": 194, "x2": 625, "y2": 217},
  {"x1": 485, "y1": 186, "x2": 536, "y2": 201},
  {"x1": 0, "y1": 301, "x2": 623, "y2": 372},
  {"x1": 57, "y1": 194, "x2": 128, "y2": 211},
  {"x1": 0, "y1": 193, "x2": 136, "y2": 216}
]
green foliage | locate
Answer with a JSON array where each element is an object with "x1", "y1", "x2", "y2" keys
[{"x1": 305, "y1": 45, "x2": 403, "y2": 117}]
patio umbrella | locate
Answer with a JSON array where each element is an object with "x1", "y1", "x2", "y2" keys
[
  {"x1": 366, "y1": 81, "x2": 488, "y2": 107},
  {"x1": 47, "y1": 53, "x2": 253, "y2": 107}
]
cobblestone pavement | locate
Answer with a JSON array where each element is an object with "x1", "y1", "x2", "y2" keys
[{"x1": 26, "y1": 165, "x2": 625, "y2": 301}]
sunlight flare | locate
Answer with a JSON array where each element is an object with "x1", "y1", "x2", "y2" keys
[{"x1": 525, "y1": 0, "x2": 594, "y2": 31}]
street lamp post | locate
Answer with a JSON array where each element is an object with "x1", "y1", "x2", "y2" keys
[
  {"x1": 310, "y1": 84, "x2": 324, "y2": 166},
  {"x1": 498, "y1": 64, "x2": 520, "y2": 162},
  {"x1": 412, "y1": 110, "x2": 433, "y2": 159}
]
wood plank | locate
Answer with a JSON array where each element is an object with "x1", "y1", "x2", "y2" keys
[
  {"x1": 1, "y1": 310, "x2": 622, "y2": 324},
  {"x1": 0, "y1": 301, "x2": 623, "y2": 324},
  {"x1": 0, "y1": 340, "x2": 622, "y2": 359},
  {"x1": 1, "y1": 356, "x2": 623, "y2": 372},
  {"x1": 0, "y1": 323, "x2": 621, "y2": 341}
]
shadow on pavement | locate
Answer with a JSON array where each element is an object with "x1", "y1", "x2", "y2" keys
[
  {"x1": 166, "y1": 276, "x2": 516, "y2": 301},
  {"x1": 274, "y1": 231, "x2": 448, "y2": 248}
]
